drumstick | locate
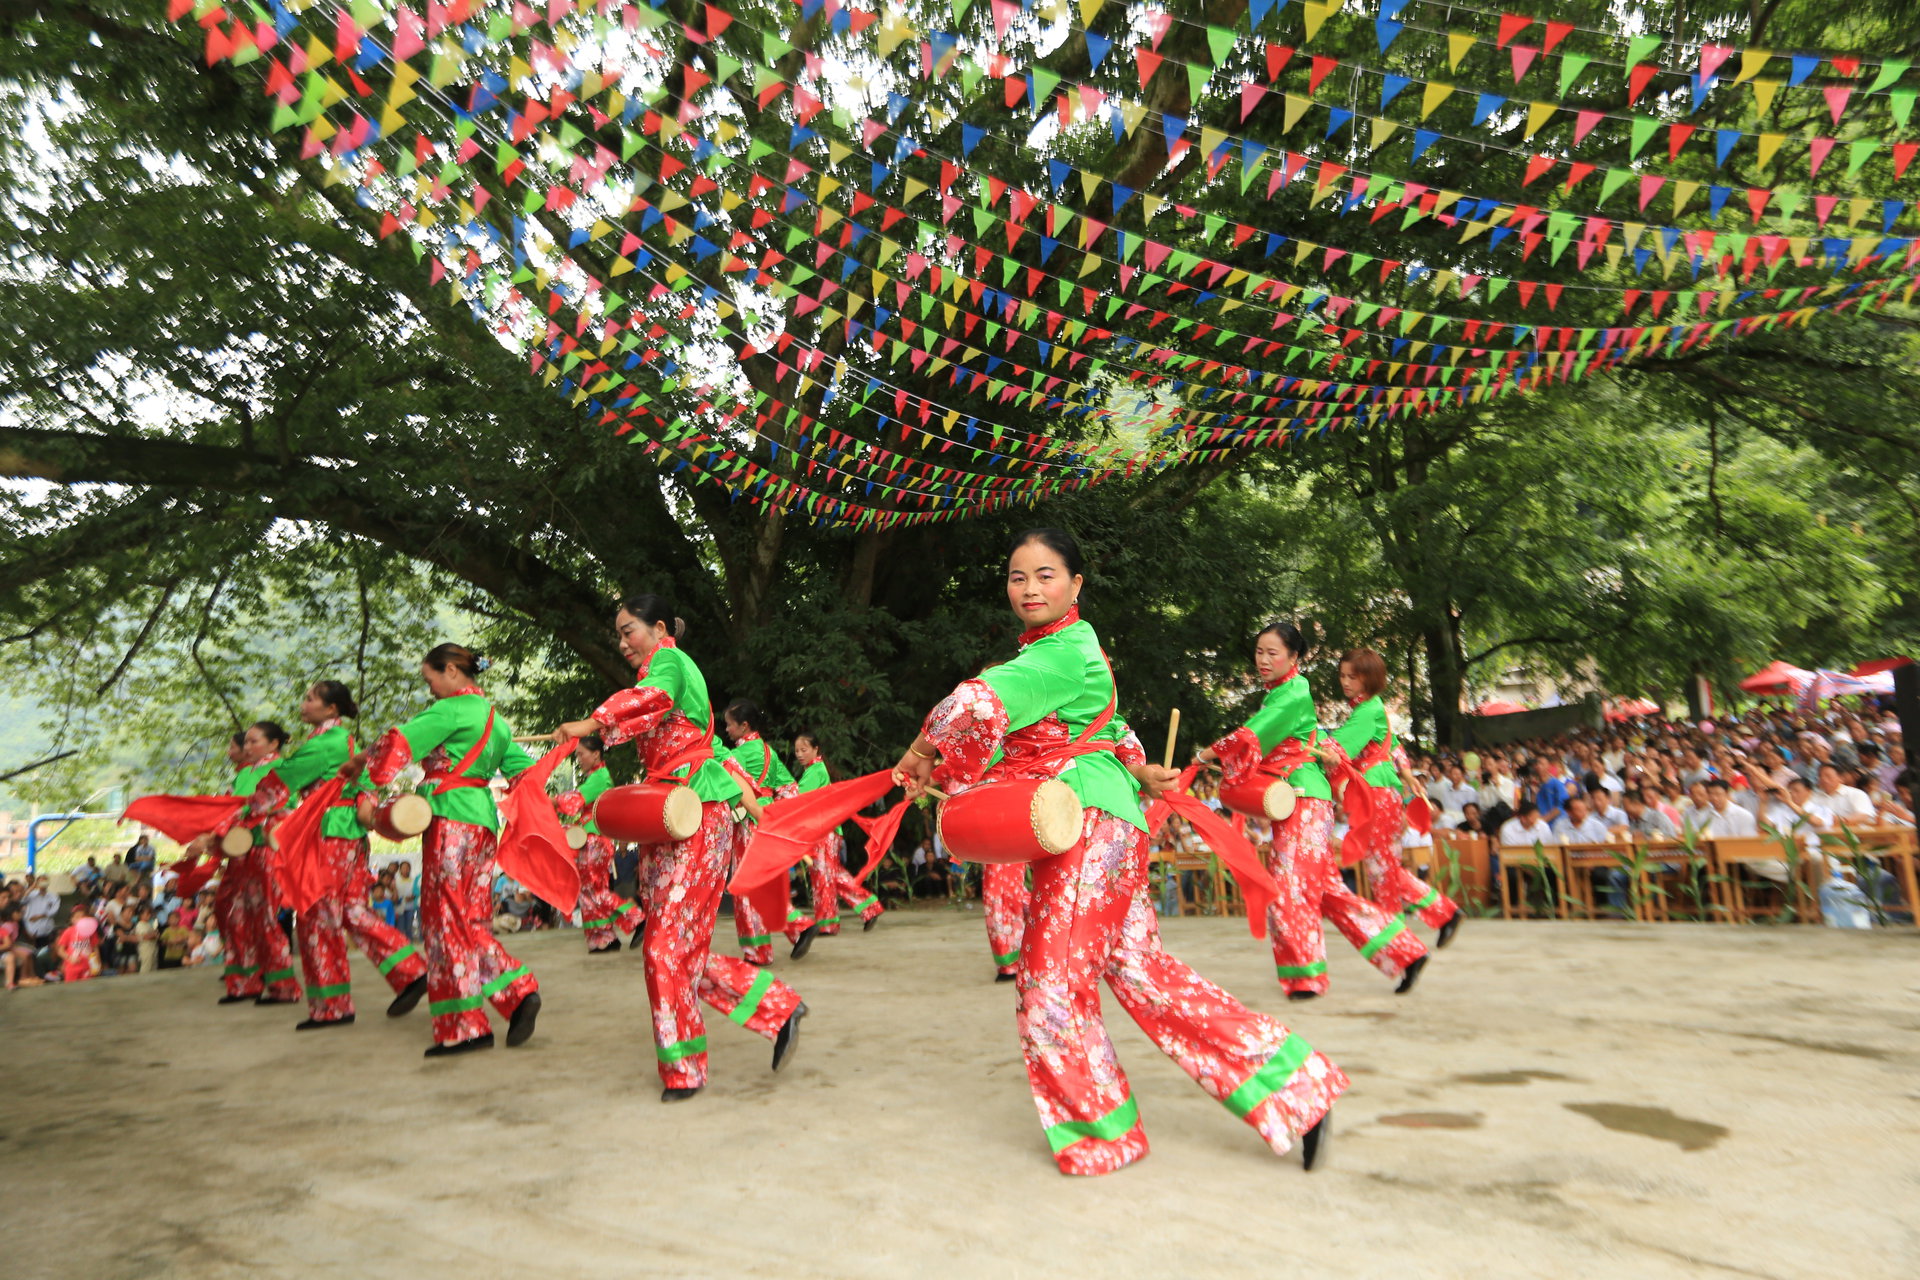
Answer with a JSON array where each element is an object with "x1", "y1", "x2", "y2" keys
[{"x1": 1162, "y1": 708, "x2": 1181, "y2": 770}]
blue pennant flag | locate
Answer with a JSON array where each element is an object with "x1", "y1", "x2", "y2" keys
[
  {"x1": 1375, "y1": 18, "x2": 1403, "y2": 53},
  {"x1": 1048, "y1": 158, "x2": 1072, "y2": 193},
  {"x1": 961, "y1": 124, "x2": 985, "y2": 156},
  {"x1": 1472, "y1": 92, "x2": 1506, "y2": 126},
  {"x1": 1380, "y1": 74, "x2": 1412, "y2": 108},
  {"x1": 1085, "y1": 31, "x2": 1111, "y2": 71},
  {"x1": 1411, "y1": 128, "x2": 1441, "y2": 161}
]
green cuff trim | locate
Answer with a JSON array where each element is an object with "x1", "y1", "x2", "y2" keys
[
  {"x1": 785, "y1": 908, "x2": 805, "y2": 922},
  {"x1": 818, "y1": 915, "x2": 841, "y2": 927},
  {"x1": 1222, "y1": 1034, "x2": 1315, "y2": 1119},
  {"x1": 656, "y1": 1035, "x2": 708, "y2": 1064},
  {"x1": 308, "y1": 982, "x2": 351, "y2": 999},
  {"x1": 429, "y1": 993, "x2": 485, "y2": 1016},
  {"x1": 993, "y1": 948, "x2": 1022, "y2": 968},
  {"x1": 480, "y1": 965, "x2": 532, "y2": 999},
  {"x1": 376, "y1": 943, "x2": 419, "y2": 976},
  {"x1": 739, "y1": 933, "x2": 771, "y2": 947},
  {"x1": 726, "y1": 967, "x2": 776, "y2": 1027},
  {"x1": 1045, "y1": 1095, "x2": 1140, "y2": 1154},
  {"x1": 261, "y1": 968, "x2": 298, "y2": 986},
  {"x1": 1358, "y1": 917, "x2": 1408, "y2": 962},
  {"x1": 583, "y1": 915, "x2": 615, "y2": 930},
  {"x1": 853, "y1": 896, "x2": 879, "y2": 912},
  {"x1": 1275, "y1": 961, "x2": 1328, "y2": 978},
  {"x1": 1404, "y1": 886, "x2": 1441, "y2": 913}
]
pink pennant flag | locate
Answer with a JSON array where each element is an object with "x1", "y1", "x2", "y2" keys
[
  {"x1": 1822, "y1": 83, "x2": 1852, "y2": 123},
  {"x1": 1510, "y1": 45, "x2": 1538, "y2": 81}
]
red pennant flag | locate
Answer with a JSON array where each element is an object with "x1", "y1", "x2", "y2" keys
[
  {"x1": 1542, "y1": 21, "x2": 1574, "y2": 54},
  {"x1": 495, "y1": 741, "x2": 582, "y2": 910},
  {"x1": 1135, "y1": 47, "x2": 1163, "y2": 88},
  {"x1": 1496, "y1": 13, "x2": 1532, "y2": 49},
  {"x1": 1627, "y1": 62, "x2": 1659, "y2": 103}
]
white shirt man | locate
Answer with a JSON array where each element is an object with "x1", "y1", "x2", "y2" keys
[
  {"x1": 1620, "y1": 792, "x2": 1680, "y2": 840},
  {"x1": 1588, "y1": 790, "x2": 1628, "y2": 828},
  {"x1": 1554, "y1": 797, "x2": 1615, "y2": 845},
  {"x1": 1431, "y1": 767, "x2": 1478, "y2": 819},
  {"x1": 1695, "y1": 781, "x2": 1759, "y2": 837},
  {"x1": 1498, "y1": 807, "x2": 1561, "y2": 849},
  {"x1": 22, "y1": 879, "x2": 60, "y2": 944},
  {"x1": 1815, "y1": 765, "x2": 1875, "y2": 825}
]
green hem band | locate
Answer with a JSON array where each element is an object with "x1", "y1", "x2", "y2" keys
[
  {"x1": 1045, "y1": 1096, "x2": 1141, "y2": 1154},
  {"x1": 818, "y1": 915, "x2": 841, "y2": 927},
  {"x1": 994, "y1": 949, "x2": 1022, "y2": 968},
  {"x1": 480, "y1": 965, "x2": 532, "y2": 999},
  {"x1": 1222, "y1": 1034, "x2": 1315, "y2": 1119},
  {"x1": 853, "y1": 896, "x2": 879, "y2": 912},
  {"x1": 583, "y1": 916, "x2": 615, "y2": 929},
  {"x1": 224, "y1": 963, "x2": 259, "y2": 976},
  {"x1": 429, "y1": 993, "x2": 485, "y2": 1016},
  {"x1": 739, "y1": 933, "x2": 771, "y2": 947},
  {"x1": 261, "y1": 968, "x2": 298, "y2": 986},
  {"x1": 1275, "y1": 961, "x2": 1328, "y2": 978},
  {"x1": 656, "y1": 1035, "x2": 708, "y2": 1064},
  {"x1": 726, "y1": 967, "x2": 776, "y2": 1027},
  {"x1": 308, "y1": 983, "x2": 351, "y2": 999},
  {"x1": 376, "y1": 944, "x2": 419, "y2": 976},
  {"x1": 1359, "y1": 918, "x2": 1408, "y2": 961},
  {"x1": 1404, "y1": 886, "x2": 1441, "y2": 913}
]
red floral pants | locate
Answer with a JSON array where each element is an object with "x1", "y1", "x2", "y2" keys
[
  {"x1": 214, "y1": 859, "x2": 255, "y2": 997},
  {"x1": 984, "y1": 862, "x2": 1029, "y2": 976},
  {"x1": 1266, "y1": 798, "x2": 1426, "y2": 995},
  {"x1": 421, "y1": 819, "x2": 539, "y2": 1046},
  {"x1": 641, "y1": 803, "x2": 804, "y2": 1089},
  {"x1": 295, "y1": 837, "x2": 427, "y2": 1021},
  {"x1": 797, "y1": 834, "x2": 884, "y2": 936},
  {"x1": 237, "y1": 852, "x2": 300, "y2": 1001},
  {"x1": 576, "y1": 834, "x2": 643, "y2": 950},
  {"x1": 1360, "y1": 789, "x2": 1458, "y2": 928},
  {"x1": 1017, "y1": 809, "x2": 1348, "y2": 1176}
]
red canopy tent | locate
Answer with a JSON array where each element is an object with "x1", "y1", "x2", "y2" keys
[
  {"x1": 1851, "y1": 657, "x2": 1913, "y2": 677},
  {"x1": 1737, "y1": 661, "x2": 1812, "y2": 694},
  {"x1": 1474, "y1": 699, "x2": 1527, "y2": 716},
  {"x1": 1605, "y1": 698, "x2": 1662, "y2": 722}
]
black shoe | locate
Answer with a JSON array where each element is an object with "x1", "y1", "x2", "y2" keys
[
  {"x1": 994, "y1": 971, "x2": 1018, "y2": 984},
  {"x1": 589, "y1": 938, "x2": 622, "y2": 954},
  {"x1": 1301, "y1": 1112, "x2": 1331, "y2": 1171},
  {"x1": 506, "y1": 991, "x2": 541, "y2": 1047},
  {"x1": 386, "y1": 976, "x2": 427, "y2": 1018},
  {"x1": 218, "y1": 994, "x2": 253, "y2": 1005},
  {"x1": 789, "y1": 921, "x2": 823, "y2": 961},
  {"x1": 1395, "y1": 955, "x2": 1428, "y2": 995},
  {"x1": 863, "y1": 914, "x2": 880, "y2": 932},
  {"x1": 772, "y1": 1003, "x2": 807, "y2": 1071},
  {"x1": 296, "y1": 1015, "x2": 355, "y2": 1031},
  {"x1": 424, "y1": 1033, "x2": 494, "y2": 1057},
  {"x1": 661, "y1": 1086, "x2": 702, "y2": 1103},
  {"x1": 1436, "y1": 910, "x2": 1462, "y2": 949},
  {"x1": 254, "y1": 995, "x2": 299, "y2": 1005},
  {"x1": 1286, "y1": 990, "x2": 1321, "y2": 1002}
]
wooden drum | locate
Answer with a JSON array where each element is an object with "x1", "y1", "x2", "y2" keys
[
  {"x1": 594, "y1": 781, "x2": 702, "y2": 845},
  {"x1": 219, "y1": 827, "x2": 255, "y2": 857},
  {"x1": 371, "y1": 794, "x2": 433, "y2": 842},
  {"x1": 936, "y1": 778, "x2": 1083, "y2": 864},
  {"x1": 1219, "y1": 777, "x2": 1298, "y2": 822}
]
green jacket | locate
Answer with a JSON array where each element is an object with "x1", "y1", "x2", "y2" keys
[
  {"x1": 577, "y1": 764, "x2": 612, "y2": 836},
  {"x1": 260, "y1": 722, "x2": 367, "y2": 840},
  {"x1": 365, "y1": 692, "x2": 536, "y2": 833},
  {"x1": 633, "y1": 646, "x2": 739, "y2": 804},
  {"x1": 974, "y1": 619, "x2": 1144, "y2": 831},
  {"x1": 796, "y1": 760, "x2": 831, "y2": 794},
  {"x1": 1238, "y1": 678, "x2": 1332, "y2": 802},
  {"x1": 1330, "y1": 695, "x2": 1399, "y2": 790}
]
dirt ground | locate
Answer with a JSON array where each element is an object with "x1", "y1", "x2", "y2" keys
[{"x1": 3, "y1": 911, "x2": 1917, "y2": 1280}]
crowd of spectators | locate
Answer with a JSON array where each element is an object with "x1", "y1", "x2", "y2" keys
[{"x1": 1397, "y1": 699, "x2": 1913, "y2": 914}]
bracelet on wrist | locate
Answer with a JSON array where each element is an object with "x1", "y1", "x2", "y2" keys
[{"x1": 909, "y1": 743, "x2": 934, "y2": 759}]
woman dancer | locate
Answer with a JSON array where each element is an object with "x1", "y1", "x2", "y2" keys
[
  {"x1": 553, "y1": 597, "x2": 806, "y2": 1102},
  {"x1": 1316, "y1": 649, "x2": 1462, "y2": 952},
  {"x1": 718, "y1": 699, "x2": 816, "y2": 961},
  {"x1": 209, "y1": 731, "x2": 256, "y2": 1002},
  {"x1": 892, "y1": 528, "x2": 1342, "y2": 1176},
  {"x1": 354, "y1": 645, "x2": 541, "y2": 1056},
  {"x1": 1201, "y1": 624, "x2": 1428, "y2": 999},
  {"x1": 233, "y1": 681, "x2": 428, "y2": 1028},
  {"x1": 225, "y1": 721, "x2": 303, "y2": 1006},
  {"x1": 791, "y1": 731, "x2": 884, "y2": 937},
  {"x1": 556, "y1": 733, "x2": 644, "y2": 954}
]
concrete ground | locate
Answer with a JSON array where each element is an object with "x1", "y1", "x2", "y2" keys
[{"x1": 3, "y1": 911, "x2": 1917, "y2": 1280}]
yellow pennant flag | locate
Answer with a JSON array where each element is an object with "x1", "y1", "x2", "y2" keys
[
  {"x1": 1302, "y1": 1, "x2": 1335, "y2": 41},
  {"x1": 1736, "y1": 48, "x2": 1771, "y2": 83},
  {"x1": 1524, "y1": 100, "x2": 1555, "y2": 138},
  {"x1": 1755, "y1": 132, "x2": 1785, "y2": 169},
  {"x1": 1448, "y1": 33, "x2": 1475, "y2": 70},
  {"x1": 1284, "y1": 93, "x2": 1311, "y2": 131},
  {"x1": 1370, "y1": 116, "x2": 1400, "y2": 150},
  {"x1": 1750, "y1": 79, "x2": 1780, "y2": 115},
  {"x1": 1421, "y1": 82, "x2": 1454, "y2": 119}
]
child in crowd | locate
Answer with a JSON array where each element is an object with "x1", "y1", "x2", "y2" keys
[
  {"x1": 159, "y1": 913, "x2": 193, "y2": 969},
  {"x1": 56, "y1": 906, "x2": 100, "y2": 983},
  {"x1": 130, "y1": 907, "x2": 160, "y2": 973}
]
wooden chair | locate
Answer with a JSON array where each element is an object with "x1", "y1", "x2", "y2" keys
[
  {"x1": 1430, "y1": 829, "x2": 1491, "y2": 911},
  {"x1": 1559, "y1": 841, "x2": 1632, "y2": 921},
  {"x1": 1634, "y1": 838, "x2": 1699, "y2": 922},
  {"x1": 1166, "y1": 818, "x2": 1226, "y2": 917},
  {"x1": 1495, "y1": 841, "x2": 1566, "y2": 920},
  {"x1": 1709, "y1": 836, "x2": 1820, "y2": 924},
  {"x1": 1825, "y1": 825, "x2": 1919, "y2": 926}
]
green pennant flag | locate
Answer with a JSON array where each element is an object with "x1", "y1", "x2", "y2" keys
[
  {"x1": 1626, "y1": 34, "x2": 1661, "y2": 67},
  {"x1": 1628, "y1": 116, "x2": 1659, "y2": 159},
  {"x1": 1187, "y1": 62, "x2": 1210, "y2": 102},
  {"x1": 1598, "y1": 167, "x2": 1634, "y2": 204},
  {"x1": 1558, "y1": 53, "x2": 1593, "y2": 96}
]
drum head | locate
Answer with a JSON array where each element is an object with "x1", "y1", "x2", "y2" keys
[
  {"x1": 1266, "y1": 780, "x2": 1298, "y2": 822},
  {"x1": 565, "y1": 826, "x2": 588, "y2": 850},
  {"x1": 661, "y1": 785, "x2": 703, "y2": 841},
  {"x1": 219, "y1": 827, "x2": 254, "y2": 857},
  {"x1": 386, "y1": 794, "x2": 432, "y2": 837},
  {"x1": 1029, "y1": 779, "x2": 1084, "y2": 854}
]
